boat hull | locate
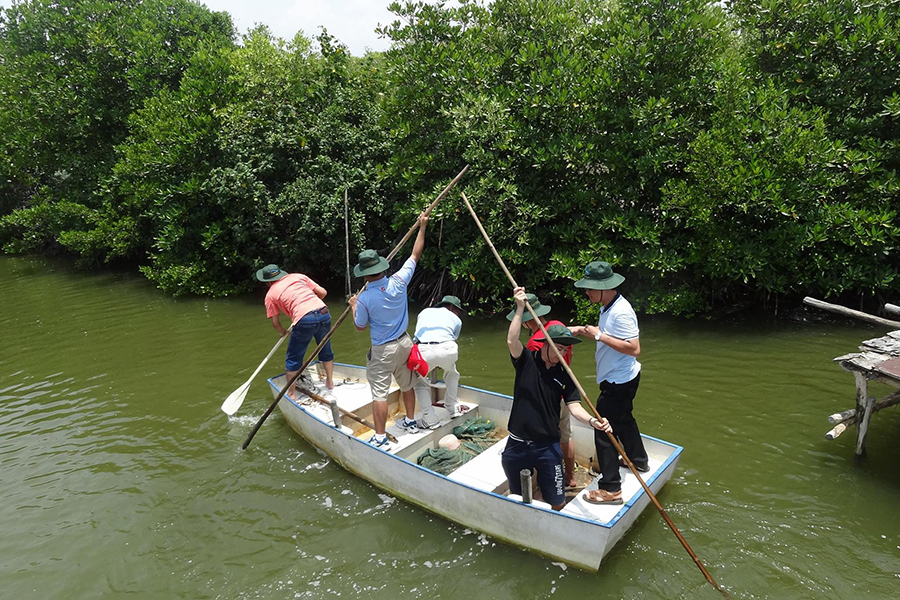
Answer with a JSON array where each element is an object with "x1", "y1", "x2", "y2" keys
[{"x1": 268, "y1": 364, "x2": 681, "y2": 571}]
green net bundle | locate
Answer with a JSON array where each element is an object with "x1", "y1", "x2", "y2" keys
[{"x1": 416, "y1": 417, "x2": 500, "y2": 475}]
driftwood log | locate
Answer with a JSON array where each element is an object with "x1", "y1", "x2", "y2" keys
[
  {"x1": 885, "y1": 303, "x2": 900, "y2": 319},
  {"x1": 803, "y1": 297, "x2": 900, "y2": 329}
]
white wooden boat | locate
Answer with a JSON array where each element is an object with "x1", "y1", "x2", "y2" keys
[{"x1": 267, "y1": 362, "x2": 682, "y2": 571}]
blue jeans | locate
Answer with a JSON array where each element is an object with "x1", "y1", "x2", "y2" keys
[
  {"x1": 501, "y1": 438, "x2": 565, "y2": 507},
  {"x1": 285, "y1": 307, "x2": 334, "y2": 371}
]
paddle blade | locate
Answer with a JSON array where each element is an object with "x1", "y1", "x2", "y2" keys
[{"x1": 221, "y1": 381, "x2": 251, "y2": 416}]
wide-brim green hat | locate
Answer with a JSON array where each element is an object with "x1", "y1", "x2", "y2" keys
[
  {"x1": 256, "y1": 263, "x2": 288, "y2": 282},
  {"x1": 436, "y1": 295, "x2": 465, "y2": 314},
  {"x1": 506, "y1": 293, "x2": 551, "y2": 322},
  {"x1": 534, "y1": 324, "x2": 582, "y2": 346},
  {"x1": 574, "y1": 261, "x2": 625, "y2": 290},
  {"x1": 353, "y1": 249, "x2": 390, "y2": 277}
]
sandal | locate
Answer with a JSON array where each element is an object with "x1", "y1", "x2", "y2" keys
[{"x1": 583, "y1": 489, "x2": 623, "y2": 505}]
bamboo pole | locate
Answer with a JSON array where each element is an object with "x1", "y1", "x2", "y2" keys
[
  {"x1": 803, "y1": 297, "x2": 900, "y2": 329},
  {"x1": 344, "y1": 187, "x2": 351, "y2": 298},
  {"x1": 459, "y1": 192, "x2": 730, "y2": 599},
  {"x1": 241, "y1": 165, "x2": 470, "y2": 450}
]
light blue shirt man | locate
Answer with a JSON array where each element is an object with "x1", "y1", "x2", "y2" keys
[{"x1": 354, "y1": 257, "x2": 417, "y2": 345}]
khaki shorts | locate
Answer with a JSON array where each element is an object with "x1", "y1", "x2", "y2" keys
[
  {"x1": 559, "y1": 400, "x2": 574, "y2": 444},
  {"x1": 366, "y1": 333, "x2": 416, "y2": 401}
]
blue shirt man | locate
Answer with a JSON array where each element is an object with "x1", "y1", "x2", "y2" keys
[
  {"x1": 354, "y1": 257, "x2": 417, "y2": 345},
  {"x1": 349, "y1": 214, "x2": 429, "y2": 449}
]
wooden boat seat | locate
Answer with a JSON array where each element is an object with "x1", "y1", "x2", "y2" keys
[{"x1": 446, "y1": 436, "x2": 509, "y2": 493}]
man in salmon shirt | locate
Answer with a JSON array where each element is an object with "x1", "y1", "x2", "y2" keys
[
  {"x1": 256, "y1": 264, "x2": 335, "y2": 400},
  {"x1": 506, "y1": 293, "x2": 577, "y2": 489}
]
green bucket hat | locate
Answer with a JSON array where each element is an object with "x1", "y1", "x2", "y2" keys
[
  {"x1": 353, "y1": 249, "x2": 390, "y2": 277},
  {"x1": 534, "y1": 324, "x2": 582, "y2": 346},
  {"x1": 256, "y1": 263, "x2": 288, "y2": 282},
  {"x1": 574, "y1": 261, "x2": 625, "y2": 290},
  {"x1": 436, "y1": 295, "x2": 465, "y2": 314},
  {"x1": 506, "y1": 293, "x2": 552, "y2": 322}
]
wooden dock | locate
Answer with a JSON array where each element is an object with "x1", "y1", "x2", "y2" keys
[
  {"x1": 801, "y1": 298, "x2": 900, "y2": 459},
  {"x1": 828, "y1": 331, "x2": 900, "y2": 458}
]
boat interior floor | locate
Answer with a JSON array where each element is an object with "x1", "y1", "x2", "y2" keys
[{"x1": 294, "y1": 367, "x2": 663, "y2": 525}]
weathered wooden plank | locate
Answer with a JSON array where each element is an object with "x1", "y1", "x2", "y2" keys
[
  {"x1": 841, "y1": 352, "x2": 891, "y2": 372},
  {"x1": 860, "y1": 337, "x2": 900, "y2": 355},
  {"x1": 803, "y1": 297, "x2": 900, "y2": 329}
]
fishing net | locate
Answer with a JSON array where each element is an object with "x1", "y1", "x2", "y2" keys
[
  {"x1": 417, "y1": 417, "x2": 502, "y2": 475},
  {"x1": 416, "y1": 447, "x2": 473, "y2": 474},
  {"x1": 453, "y1": 417, "x2": 498, "y2": 453}
]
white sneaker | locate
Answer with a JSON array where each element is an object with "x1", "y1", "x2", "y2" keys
[
  {"x1": 368, "y1": 434, "x2": 392, "y2": 451},
  {"x1": 417, "y1": 416, "x2": 441, "y2": 430},
  {"x1": 396, "y1": 417, "x2": 419, "y2": 434}
]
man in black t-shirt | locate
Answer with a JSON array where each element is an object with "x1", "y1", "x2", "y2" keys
[{"x1": 504, "y1": 287, "x2": 612, "y2": 510}]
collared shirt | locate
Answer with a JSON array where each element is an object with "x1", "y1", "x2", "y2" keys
[
  {"x1": 354, "y1": 257, "x2": 417, "y2": 345},
  {"x1": 508, "y1": 350, "x2": 580, "y2": 443},
  {"x1": 264, "y1": 273, "x2": 326, "y2": 325},
  {"x1": 594, "y1": 293, "x2": 641, "y2": 384},
  {"x1": 413, "y1": 306, "x2": 461, "y2": 343}
]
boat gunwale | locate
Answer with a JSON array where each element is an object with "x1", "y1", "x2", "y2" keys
[{"x1": 267, "y1": 364, "x2": 683, "y2": 531}]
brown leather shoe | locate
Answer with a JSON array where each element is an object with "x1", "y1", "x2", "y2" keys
[{"x1": 584, "y1": 488, "x2": 623, "y2": 505}]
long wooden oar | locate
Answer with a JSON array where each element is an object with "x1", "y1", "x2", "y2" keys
[
  {"x1": 297, "y1": 385, "x2": 398, "y2": 443},
  {"x1": 460, "y1": 192, "x2": 731, "y2": 599},
  {"x1": 221, "y1": 331, "x2": 289, "y2": 415},
  {"x1": 241, "y1": 165, "x2": 470, "y2": 450}
]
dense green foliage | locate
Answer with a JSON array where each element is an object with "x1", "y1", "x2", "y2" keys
[
  {"x1": 0, "y1": 0, "x2": 234, "y2": 242},
  {"x1": 1, "y1": 0, "x2": 898, "y2": 313}
]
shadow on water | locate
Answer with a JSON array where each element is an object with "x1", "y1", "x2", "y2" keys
[{"x1": 1, "y1": 255, "x2": 899, "y2": 599}]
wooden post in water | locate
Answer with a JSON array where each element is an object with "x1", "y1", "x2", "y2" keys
[{"x1": 853, "y1": 372, "x2": 870, "y2": 459}]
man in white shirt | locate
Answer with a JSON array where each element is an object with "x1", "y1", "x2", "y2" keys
[
  {"x1": 412, "y1": 295, "x2": 465, "y2": 428},
  {"x1": 570, "y1": 261, "x2": 649, "y2": 505}
]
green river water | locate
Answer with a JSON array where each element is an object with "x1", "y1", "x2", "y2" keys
[{"x1": 1, "y1": 255, "x2": 899, "y2": 599}]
